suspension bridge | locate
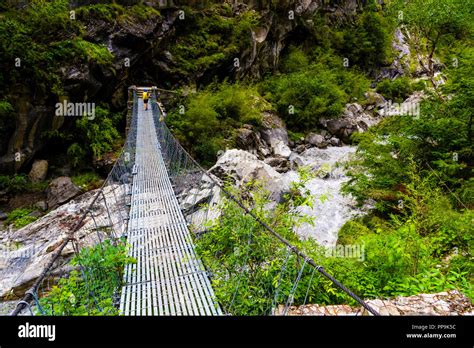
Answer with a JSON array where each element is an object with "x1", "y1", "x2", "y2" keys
[
  {"x1": 10, "y1": 87, "x2": 379, "y2": 316},
  {"x1": 119, "y1": 90, "x2": 221, "y2": 315}
]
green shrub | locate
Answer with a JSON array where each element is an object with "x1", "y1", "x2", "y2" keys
[
  {"x1": 287, "y1": 130, "x2": 304, "y2": 143},
  {"x1": 38, "y1": 239, "x2": 135, "y2": 315},
  {"x1": 0, "y1": 100, "x2": 13, "y2": 114},
  {"x1": 195, "y1": 174, "x2": 319, "y2": 315},
  {"x1": 72, "y1": 39, "x2": 114, "y2": 65},
  {"x1": 168, "y1": 5, "x2": 259, "y2": 78},
  {"x1": 72, "y1": 172, "x2": 103, "y2": 191},
  {"x1": 6, "y1": 208, "x2": 38, "y2": 228},
  {"x1": 0, "y1": 174, "x2": 29, "y2": 193},
  {"x1": 310, "y1": 0, "x2": 392, "y2": 72},
  {"x1": 336, "y1": 3, "x2": 391, "y2": 71},
  {"x1": 67, "y1": 143, "x2": 87, "y2": 168},
  {"x1": 197, "y1": 168, "x2": 473, "y2": 313},
  {"x1": 74, "y1": 106, "x2": 121, "y2": 160},
  {"x1": 376, "y1": 77, "x2": 425, "y2": 103},
  {"x1": 337, "y1": 220, "x2": 372, "y2": 245},
  {"x1": 168, "y1": 83, "x2": 267, "y2": 165},
  {"x1": 281, "y1": 46, "x2": 309, "y2": 73},
  {"x1": 261, "y1": 54, "x2": 369, "y2": 131},
  {"x1": 76, "y1": 3, "x2": 125, "y2": 22},
  {"x1": 346, "y1": 62, "x2": 472, "y2": 211}
]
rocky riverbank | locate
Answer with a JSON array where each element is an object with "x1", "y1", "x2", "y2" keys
[{"x1": 277, "y1": 290, "x2": 474, "y2": 316}]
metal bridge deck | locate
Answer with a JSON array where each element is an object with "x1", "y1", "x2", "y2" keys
[{"x1": 119, "y1": 98, "x2": 221, "y2": 315}]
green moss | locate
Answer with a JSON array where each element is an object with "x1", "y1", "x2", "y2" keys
[
  {"x1": 77, "y1": 3, "x2": 160, "y2": 23},
  {"x1": 72, "y1": 172, "x2": 103, "y2": 191},
  {"x1": 76, "y1": 3, "x2": 125, "y2": 22},
  {"x1": 338, "y1": 220, "x2": 372, "y2": 245},
  {"x1": 126, "y1": 4, "x2": 161, "y2": 21},
  {"x1": 6, "y1": 208, "x2": 39, "y2": 228},
  {"x1": 73, "y1": 38, "x2": 114, "y2": 65},
  {"x1": 287, "y1": 130, "x2": 304, "y2": 143}
]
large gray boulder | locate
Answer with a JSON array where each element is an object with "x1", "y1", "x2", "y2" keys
[
  {"x1": 272, "y1": 140, "x2": 292, "y2": 158},
  {"x1": 259, "y1": 112, "x2": 292, "y2": 159},
  {"x1": 305, "y1": 133, "x2": 328, "y2": 148},
  {"x1": 209, "y1": 149, "x2": 289, "y2": 202},
  {"x1": 28, "y1": 160, "x2": 48, "y2": 183},
  {"x1": 46, "y1": 177, "x2": 81, "y2": 209},
  {"x1": 264, "y1": 156, "x2": 290, "y2": 173},
  {"x1": 260, "y1": 126, "x2": 291, "y2": 158},
  {"x1": 236, "y1": 126, "x2": 271, "y2": 158},
  {"x1": 320, "y1": 103, "x2": 380, "y2": 143}
]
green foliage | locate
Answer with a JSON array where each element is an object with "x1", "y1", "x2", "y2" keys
[
  {"x1": 334, "y1": 2, "x2": 391, "y2": 71},
  {"x1": 0, "y1": 174, "x2": 27, "y2": 193},
  {"x1": 340, "y1": 160, "x2": 473, "y2": 299},
  {"x1": 287, "y1": 130, "x2": 304, "y2": 143},
  {"x1": 391, "y1": 0, "x2": 473, "y2": 45},
  {"x1": 72, "y1": 106, "x2": 121, "y2": 161},
  {"x1": 262, "y1": 67, "x2": 345, "y2": 130},
  {"x1": 44, "y1": 105, "x2": 122, "y2": 169},
  {"x1": 0, "y1": 0, "x2": 159, "y2": 99},
  {"x1": 376, "y1": 77, "x2": 425, "y2": 103},
  {"x1": 309, "y1": 0, "x2": 392, "y2": 72},
  {"x1": 39, "y1": 239, "x2": 135, "y2": 315},
  {"x1": 281, "y1": 46, "x2": 310, "y2": 73},
  {"x1": 261, "y1": 50, "x2": 369, "y2": 131},
  {"x1": 169, "y1": 5, "x2": 259, "y2": 78},
  {"x1": 0, "y1": 100, "x2": 13, "y2": 114},
  {"x1": 195, "y1": 175, "x2": 320, "y2": 315},
  {"x1": 126, "y1": 4, "x2": 161, "y2": 20},
  {"x1": 0, "y1": 0, "x2": 82, "y2": 94},
  {"x1": 345, "y1": 90, "x2": 472, "y2": 210},
  {"x1": 62, "y1": 38, "x2": 114, "y2": 65},
  {"x1": 76, "y1": 3, "x2": 160, "y2": 25},
  {"x1": 71, "y1": 172, "x2": 103, "y2": 190},
  {"x1": 5, "y1": 208, "x2": 38, "y2": 228},
  {"x1": 197, "y1": 165, "x2": 472, "y2": 314},
  {"x1": 168, "y1": 83, "x2": 268, "y2": 165},
  {"x1": 389, "y1": 0, "x2": 473, "y2": 81},
  {"x1": 67, "y1": 143, "x2": 87, "y2": 168},
  {"x1": 345, "y1": 44, "x2": 473, "y2": 211}
]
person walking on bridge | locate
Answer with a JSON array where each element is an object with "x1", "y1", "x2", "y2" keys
[{"x1": 143, "y1": 89, "x2": 149, "y2": 111}]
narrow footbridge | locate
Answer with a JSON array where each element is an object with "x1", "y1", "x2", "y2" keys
[
  {"x1": 10, "y1": 87, "x2": 379, "y2": 317},
  {"x1": 119, "y1": 90, "x2": 221, "y2": 315}
]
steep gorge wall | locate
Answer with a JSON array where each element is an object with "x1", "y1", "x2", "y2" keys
[{"x1": 0, "y1": 0, "x2": 372, "y2": 174}]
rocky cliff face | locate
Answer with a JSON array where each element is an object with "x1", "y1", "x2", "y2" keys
[
  {"x1": 0, "y1": 10, "x2": 176, "y2": 173},
  {"x1": 236, "y1": 0, "x2": 367, "y2": 80},
  {"x1": 1, "y1": 0, "x2": 372, "y2": 174}
]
